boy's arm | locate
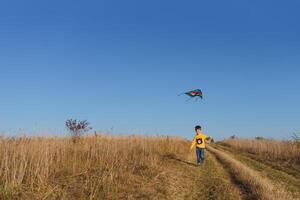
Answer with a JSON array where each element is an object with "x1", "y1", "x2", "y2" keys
[
  {"x1": 190, "y1": 137, "x2": 196, "y2": 150},
  {"x1": 204, "y1": 134, "x2": 211, "y2": 144}
]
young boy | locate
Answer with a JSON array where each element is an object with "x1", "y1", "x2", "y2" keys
[{"x1": 190, "y1": 125, "x2": 207, "y2": 165}]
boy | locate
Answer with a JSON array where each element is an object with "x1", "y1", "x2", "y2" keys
[{"x1": 190, "y1": 125, "x2": 207, "y2": 165}]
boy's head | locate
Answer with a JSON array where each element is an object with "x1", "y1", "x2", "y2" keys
[{"x1": 195, "y1": 125, "x2": 202, "y2": 134}]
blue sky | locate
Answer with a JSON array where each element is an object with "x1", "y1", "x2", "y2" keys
[{"x1": 0, "y1": 0, "x2": 299, "y2": 140}]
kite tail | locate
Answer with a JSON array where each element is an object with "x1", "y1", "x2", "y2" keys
[{"x1": 186, "y1": 97, "x2": 193, "y2": 102}]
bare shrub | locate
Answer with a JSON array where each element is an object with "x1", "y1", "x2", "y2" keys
[
  {"x1": 292, "y1": 132, "x2": 300, "y2": 141},
  {"x1": 65, "y1": 119, "x2": 92, "y2": 142}
]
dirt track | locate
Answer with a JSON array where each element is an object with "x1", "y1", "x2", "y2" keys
[{"x1": 161, "y1": 144, "x2": 300, "y2": 200}]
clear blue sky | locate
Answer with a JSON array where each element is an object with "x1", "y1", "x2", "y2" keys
[{"x1": 0, "y1": 0, "x2": 299, "y2": 140}]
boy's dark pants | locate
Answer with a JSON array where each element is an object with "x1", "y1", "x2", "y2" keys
[{"x1": 196, "y1": 147, "x2": 205, "y2": 164}]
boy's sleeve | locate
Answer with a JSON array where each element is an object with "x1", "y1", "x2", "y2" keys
[{"x1": 190, "y1": 136, "x2": 196, "y2": 150}]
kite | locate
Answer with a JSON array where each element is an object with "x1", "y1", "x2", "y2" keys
[{"x1": 179, "y1": 89, "x2": 203, "y2": 101}]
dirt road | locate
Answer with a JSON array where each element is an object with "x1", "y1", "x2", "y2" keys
[{"x1": 158, "y1": 144, "x2": 300, "y2": 200}]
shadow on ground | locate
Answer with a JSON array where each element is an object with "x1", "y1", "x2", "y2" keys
[{"x1": 163, "y1": 153, "x2": 198, "y2": 167}]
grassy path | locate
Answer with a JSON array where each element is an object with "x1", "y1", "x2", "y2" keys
[
  {"x1": 217, "y1": 142, "x2": 300, "y2": 179},
  {"x1": 161, "y1": 150, "x2": 243, "y2": 200},
  {"x1": 212, "y1": 144, "x2": 300, "y2": 199},
  {"x1": 210, "y1": 144, "x2": 300, "y2": 200},
  {"x1": 207, "y1": 145, "x2": 297, "y2": 200}
]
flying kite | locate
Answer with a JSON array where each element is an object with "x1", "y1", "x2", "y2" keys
[{"x1": 179, "y1": 89, "x2": 203, "y2": 101}]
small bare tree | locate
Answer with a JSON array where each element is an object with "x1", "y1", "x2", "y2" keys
[
  {"x1": 65, "y1": 119, "x2": 92, "y2": 142},
  {"x1": 229, "y1": 135, "x2": 236, "y2": 139},
  {"x1": 255, "y1": 136, "x2": 265, "y2": 140},
  {"x1": 292, "y1": 132, "x2": 300, "y2": 149},
  {"x1": 292, "y1": 132, "x2": 300, "y2": 141}
]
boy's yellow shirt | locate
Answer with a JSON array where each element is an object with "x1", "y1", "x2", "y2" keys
[{"x1": 190, "y1": 133, "x2": 207, "y2": 149}]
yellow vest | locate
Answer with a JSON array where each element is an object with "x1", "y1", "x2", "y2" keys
[{"x1": 190, "y1": 133, "x2": 207, "y2": 149}]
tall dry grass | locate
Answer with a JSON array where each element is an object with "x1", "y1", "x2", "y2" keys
[
  {"x1": 0, "y1": 134, "x2": 189, "y2": 199},
  {"x1": 222, "y1": 139, "x2": 300, "y2": 163}
]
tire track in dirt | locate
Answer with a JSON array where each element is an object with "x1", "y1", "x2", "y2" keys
[
  {"x1": 213, "y1": 144, "x2": 300, "y2": 199},
  {"x1": 163, "y1": 152, "x2": 243, "y2": 200},
  {"x1": 207, "y1": 151, "x2": 253, "y2": 200},
  {"x1": 207, "y1": 145, "x2": 297, "y2": 200},
  {"x1": 217, "y1": 142, "x2": 300, "y2": 179}
]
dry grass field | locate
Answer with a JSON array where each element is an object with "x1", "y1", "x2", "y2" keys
[
  {"x1": 219, "y1": 139, "x2": 300, "y2": 179},
  {"x1": 0, "y1": 134, "x2": 188, "y2": 199},
  {"x1": 221, "y1": 138, "x2": 300, "y2": 163},
  {"x1": 0, "y1": 135, "x2": 299, "y2": 200},
  {"x1": 214, "y1": 139, "x2": 300, "y2": 200}
]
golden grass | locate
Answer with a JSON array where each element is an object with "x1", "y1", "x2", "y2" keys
[
  {"x1": 222, "y1": 139, "x2": 300, "y2": 163},
  {"x1": 207, "y1": 145, "x2": 296, "y2": 200},
  {"x1": 0, "y1": 134, "x2": 188, "y2": 199},
  {"x1": 3, "y1": 134, "x2": 297, "y2": 200},
  {"x1": 213, "y1": 144, "x2": 300, "y2": 199}
]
